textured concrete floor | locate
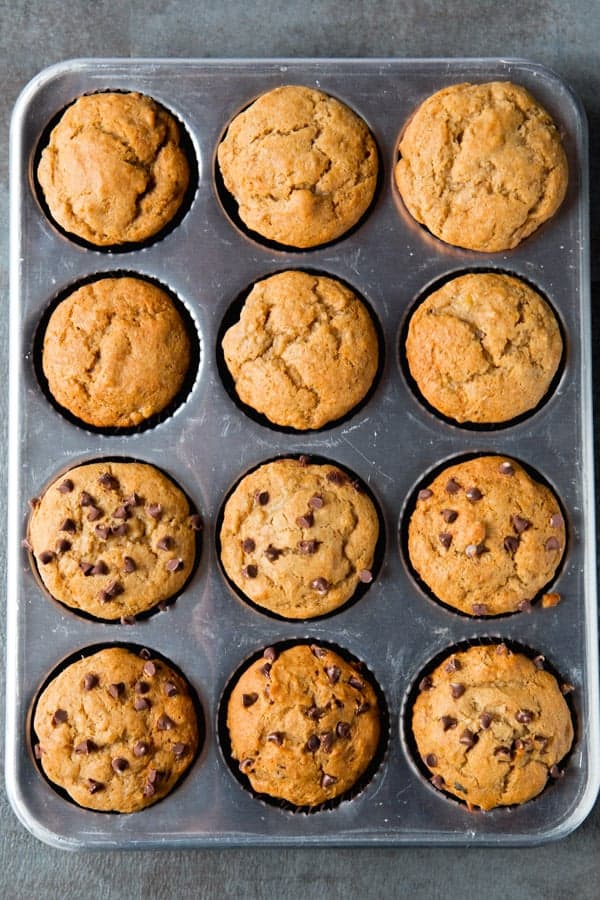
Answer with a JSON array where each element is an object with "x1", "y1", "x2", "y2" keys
[{"x1": 1, "y1": 2, "x2": 599, "y2": 898}]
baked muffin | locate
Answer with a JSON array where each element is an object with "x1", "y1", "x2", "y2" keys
[
  {"x1": 405, "y1": 273, "x2": 562, "y2": 424},
  {"x1": 411, "y1": 643, "x2": 574, "y2": 810},
  {"x1": 217, "y1": 85, "x2": 378, "y2": 248},
  {"x1": 37, "y1": 92, "x2": 190, "y2": 246},
  {"x1": 27, "y1": 461, "x2": 200, "y2": 620},
  {"x1": 219, "y1": 458, "x2": 379, "y2": 619},
  {"x1": 226, "y1": 643, "x2": 381, "y2": 807},
  {"x1": 407, "y1": 455, "x2": 565, "y2": 616},
  {"x1": 395, "y1": 82, "x2": 568, "y2": 252},
  {"x1": 33, "y1": 647, "x2": 200, "y2": 812},
  {"x1": 42, "y1": 276, "x2": 192, "y2": 429},
  {"x1": 221, "y1": 271, "x2": 379, "y2": 429}
]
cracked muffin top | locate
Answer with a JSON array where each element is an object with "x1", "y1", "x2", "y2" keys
[
  {"x1": 33, "y1": 646, "x2": 200, "y2": 812},
  {"x1": 42, "y1": 276, "x2": 192, "y2": 429},
  {"x1": 407, "y1": 455, "x2": 565, "y2": 616},
  {"x1": 405, "y1": 273, "x2": 562, "y2": 424},
  {"x1": 217, "y1": 85, "x2": 378, "y2": 248},
  {"x1": 226, "y1": 643, "x2": 381, "y2": 807},
  {"x1": 37, "y1": 92, "x2": 190, "y2": 246},
  {"x1": 411, "y1": 643, "x2": 574, "y2": 810},
  {"x1": 394, "y1": 82, "x2": 568, "y2": 252},
  {"x1": 219, "y1": 457, "x2": 379, "y2": 619},
  {"x1": 221, "y1": 271, "x2": 379, "y2": 430}
]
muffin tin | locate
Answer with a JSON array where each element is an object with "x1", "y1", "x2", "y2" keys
[{"x1": 7, "y1": 58, "x2": 598, "y2": 848}]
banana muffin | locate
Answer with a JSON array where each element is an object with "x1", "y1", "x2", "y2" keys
[
  {"x1": 42, "y1": 276, "x2": 192, "y2": 429},
  {"x1": 407, "y1": 455, "x2": 565, "y2": 616},
  {"x1": 221, "y1": 271, "x2": 379, "y2": 429},
  {"x1": 226, "y1": 643, "x2": 382, "y2": 807},
  {"x1": 395, "y1": 81, "x2": 568, "y2": 252},
  {"x1": 28, "y1": 461, "x2": 199, "y2": 620},
  {"x1": 219, "y1": 458, "x2": 379, "y2": 619},
  {"x1": 33, "y1": 646, "x2": 200, "y2": 812},
  {"x1": 405, "y1": 273, "x2": 562, "y2": 424},
  {"x1": 37, "y1": 91, "x2": 190, "y2": 246},
  {"x1": 217, "y1": 85, "x2": 378, "y2": 248},
  {"x1": 411, "y1": 643, "x2": 574, "y2": 810}
]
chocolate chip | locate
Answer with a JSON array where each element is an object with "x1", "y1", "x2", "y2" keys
[
  {"x1": 321, "y1": 773, "x2": 338, "y2": 788},
  {"x1": 430, "y1": 774, "x2": 445, "y2": 790},
  {"x1": 296, "y1": 512, "x2": 314, "y2": 529},
  {"x1": 518, "y1": 599, "x2": 533, "y2": 613},
  {"x1": 143, "y1": 661, "x2": 157, "y2": 677},
  {"x1": 298, "y1": 455, "x2": 310, "y2": 467},
  {"x1": 51, "y1": 709, "x2": 68, "y2": 725},
  {"x1": 80, "y1": 491, "x2": 94, "y2": 507},
  {"x1": 123, "y1": 556, "x2": 136, "y2": 573},
  {"x1": 459, "y1": 729, "x2": 477, "y2": 749},
  {"x1": 164, "y1": 681, "x2": 179, "y2": 697},
  {"x1": 358, "y1": 569, "x2": 373, "y2": 583},
  {"x1": 38, "y1": 550, "x2": 55, "y2": 565},
  {"x1": 83, "y1": 673, "x2": 98, "y2": 691},
  {"x1": 239, "y1": 758, "x2": 254, "y2": 773},
  {"x1": 550, "y1": 765, "x2": 563, "y2": 779},
  {"x1": 561, "y1": 683, "x2": 575, "y2": 695},
  {"x1": 450, "y1": 683, "x2": 465, "y2": 699},
  {"x1": 75, "y1": 739, "x2": 96, "y2": 754},
  {"x1": 545, "y1": 537, "x2": 561, "y2": 551},
  {"x1": 264, "y1": 544, "x2": 281, "y2": 561},
  {"x1": 267, "y1": 732, "x2": 284, "y2": 746},
  {"x1": 336, "y1": 721, "x2": 351, "y2": 739},
  {"x1": 444, "y1": 658, "x2": 460, "y2": 673},
  {"x1": 133, "y1": 741, "x2": 149, "y2": 757},
  {"x1": 113, "y1": 506, "x2": 130, "y2": 521},
  {"x1": 166, "y1": 558, "x2": 184, "y2": 572},
  {"x1": 325, "y1": 666, "x2": 341, "y2": 684},
  {"x1": 305, "y1": 734, "x2": 320, "y2": 752},
  {"x1": 512, "y1": 515, "x2": 531, "y2": 534},
  {"x1": 111, "y1": 524, "x2": 128, "y2": 536},
  {"x1": 298, "y1": 539, "x2": 319, "y2": 554},
  {"x1": 105, "y1": 580, "x2": 123, "y2": 597},
  {"x1": 348, "y1": 676, "x2": 364, "y2": 691},
  {"x1": 310, "y1": 577, "x2": 329, "y2": 594},
  {"x1": 445, "y1": 478, "x2": 461, "y2": 495},
  {"x1": 263, "y1": 646, "x2": 277, "y2": 662},
  {"x1": 498, "y1": 461, "x2": 515, "y2": 476},
  {"x1": 108, "y1": 683, "x2": 125, "y2": 699},
  {"x1": 439, "y1": 532, "x2": 452, "y2": 549},
  {"x1": 28, "y1": 497, "x2": 40, "y2": 510},
  {"x1": 419, "y1": 676, "x2": 433, "y2": 691},
  {"x1": 121, "y1": 493, "x2": 140, "y2": 509},
  {"x1": 494, "y1": 746, "x2": 512, "y2": 761},
  {"x1": 320, "y1": 731, "x2": 334, "y2": 753},
  {"x1": 471, "y1": 603, "x2": 488, "y2": 616},
  {"x1": 480, "y1": 712, "x2": 492, "y2": 729},
  {"x1": 356, "y1": 702, "x2": 371, "y2": 715},
  {"x1": 465, "y1": 543, "x2": 487, "y2": 558},
  {"x1": 143, "y1": 782, "x2": 156, "y2": 798},
  {"x1": 57, "y1": 478, "x2": 74, "y2": 493},
  {"x1": 99, "y1": 473, "x2": 119, "y2": 491},
  {"x1": 34, "y1": 743, "x2": 43, "y2": 759},
  {"x1": 259, "y1": 662, "x2": 271, "y2": 678},
  {"x1": 112, "y1": 757, "x2": 129, "y2": 773},
  {"x1": 466, "y1": 487, "x2": 483, "y2": 502},
  {"x1": 418, "y1": 489, "x2": 433, "y2": 501},
  {"x1": 139, "y1": 648, "x2": 152, "y2": 660},
  {"x1": 55, "y1": 538, "x2": 71, "y2": 553},
  {"x1": 242, "y1": 538, "x2": 256, "y2": 553},
  {"x1": 310, "y1": 645, "x2": 327, "y2": 659},
  {"x1": 91, "y1": 560, "x2": 108, "y2": 576},
  {"x1": 441, "y1": 509, "x2": 458, "y2": 524},
  {"x1": 550, "y1": 514, "x2": 564, "y2": 529},
  {"x1": 157, "y1": 536, "x2": 174, "y2": 551},
  {"x1": 309, "y1": 494, "x2": 324, "y2": 509},
  {"x1": 79, "y1": 561, "x2": 93, "y2": 576},
  {"x1": 327, "y1": 470, "x2": 347, "y2": 485},
  {"x1": 533, "y1": 655, "x2": 545, "y2": 669},
  {"x1": 87, "y1": 779, "x2": 103, "y2": 794},
  {"x1": 441, "y1": 716, "x2": 457, "y2": 731},
  {"x1": 146, "y1": 503, "x2": 163, "y2": 520},
  {"x1": 173, "y1": 742, "x2": 189, "y2": 759},
  {"x1": 425, "y1": 753, "x2": 438, "y2": 767},
  {"x1": 95, "y1": 524, "x2": 111, "y2": 540},
  {"x1": 242, "y1": 693, "x2": 258, "y2": 708},
  {"x1": 516, "y1": 709, "x2": 534, "y2": 723},
  {"x1": 21, "y1": 538, "x2": 33, "y2": 551},
  {"x1": 134, "y1": 697, "x2": 151, "y2": 711},
  {"x1": 503, "y1": 535, "x2": 520, "y2": 553},
  {"x1": 189, "y1": 514, "x2": 203, "y2": 531},
  {"x1": 242, "y1": 564, "x2": 257, "y2": 578},
  {"x1": 59, "y1": 518, "x2": 76, "y2": 533},
  {"x1": 88, "y1": 506, "x2": 104, "y2": 522},
  {"x1": 157, "y1": 714, "x2": 175, "y2": 731},
  {"x1": 306, "y1": 705, "x2": 324, "y2": 720},
  {"x1": 254, "y1": 491, "x2": 269, "y2": 506},
  {"x1": 120, "y1": 615, "x2": 136, "y2": 625}
]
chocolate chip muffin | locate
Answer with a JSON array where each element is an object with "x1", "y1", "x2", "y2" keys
[
  {"x1": 411, "y1": 643, "x2": 574, "y2": 810},
  {"x1": 219, "y1": 458, "x2": 379, "y2": 619},
  {"x1": 221, "y1": 271, "x2": 379, "y2": 429},
  {"x1": 395, "y1": 82, "x2": 568, "y2": 252},
  {"x1": 217, "y1": 85, "x2": 378, "y2": 248},
  {"x1": 405, "y1": 273, "x2": 563, "y2": 424},
  {"x1": 42, "y1": 276, "x2": 192, "y2": 429},
  {"x1": 407, "y1": 456, "x2": 565, "y2": 616},
  {"x1": 226, "y1": 643, "x2": 381, "y2": 807},
  {"x1": 27, "y1": 461, "x2": 200, "y2": 621},
  {"x1": 37, "y1": 92, "x2": 190, "y2": 246},
  {"x1": 33, "y1": 647, "x2": 200, "y2": 812}
]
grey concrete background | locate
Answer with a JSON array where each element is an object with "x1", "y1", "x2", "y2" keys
[{"x1": 1, "y1": 2, "x2": 599, "y2": 898}]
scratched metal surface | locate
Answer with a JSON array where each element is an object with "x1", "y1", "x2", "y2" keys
[{"x1": 6, "y1": 58, "x2": 599, "y2": 848}]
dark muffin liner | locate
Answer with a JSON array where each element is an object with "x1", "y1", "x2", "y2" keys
[
  {"x1": 401, "y1": 636, "x2": 578, "y2": 812},
  {"x1": 398, "y1": 451, "x2": 569, "y2": 620},
  {"x1": 217, "y1": 637, "x2": 390, "y2": 814},
  {"x1": 215, "y1": 452, "x2": 386, "y2": 622},
  {"x1": 28, "y1": 642, "x2": 206, "y2": 814}
]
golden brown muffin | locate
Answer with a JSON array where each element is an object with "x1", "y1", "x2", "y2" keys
[
  {"x1": 221, "y1": 271, "x2": 379, "y2": 429},
  {"x1": 217, "y1": 85, "x2": 378, "y2": 247},
  {"x1": 405, "y1": 273, "x2": 562, "y2": 423},
  {"x1": 411, "y1": 643, "x2": 574, "y2": 810},
  {"x1": 219, "y1": 458, "x2": 379, "y2": 619},
  {"x1": 28, "y1": 461, "x2": 200, "y2": 620},
  {"x1": 37, "y1": 92, "x2": 190, "y2": 246},
  {"x1": 42, "y1": 277, "x2": 192, "y2": 429},
  {"x1": 395, "y1": 82, "x2": 568, "y2": 252},
  {"x1": 33, "y1": 647, "x2": 200, "y2": 812},
  {"x1": 407, "y1": 456, "x2": 565, "y2": 616},
  {"x1": 226, "y1": 643, "x2": 381, "y2": 807}
]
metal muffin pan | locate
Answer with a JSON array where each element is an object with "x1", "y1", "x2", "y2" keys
[{"x1": 7, "y1": 58, "x2": 599, "y2": 848}]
